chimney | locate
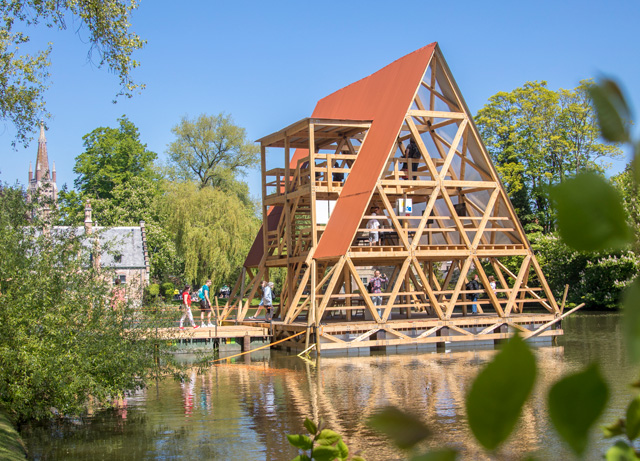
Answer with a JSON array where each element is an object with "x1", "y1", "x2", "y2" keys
[
  {"x1": 36, "y1": 161, "x2": 41, "y2": 183},
  {"x1": 84, "y1": 200, "x2": 93, "y2": 234},
  {"x1": 28, "y1": 162, "x2": 33, "y2": 183},
  {"x1": 52, "y1": 161, "x2": 56, "y2": 183}
]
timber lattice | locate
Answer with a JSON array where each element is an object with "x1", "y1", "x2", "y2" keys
[{"x1": 221, "y1": 43, "x2": 564, "y2": 353}]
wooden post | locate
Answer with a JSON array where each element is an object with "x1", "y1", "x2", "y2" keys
[
  {"x1": 309, "y1": 122, "x2": 318, "y2": 248},
  {"x1": 345, "y1": 265, "x2": 352, "y2": 321},
  {"x1": 261, "y1": 145, "x2": 268, "y2": 259}
]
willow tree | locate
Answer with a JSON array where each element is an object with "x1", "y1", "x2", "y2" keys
[
  {"x1": 475, "y1": 80, "x2": 622, "y2": 233},
  {"x1": 161, "y1": 182, "x2": 259, "y2": 288},
  {"x1": 1, "y1": 1, "x2": 145, "y2": 146}
]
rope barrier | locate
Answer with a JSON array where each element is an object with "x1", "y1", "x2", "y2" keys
[{"x1": 210, "y1": 330, "x2": 306, "y2": 364}]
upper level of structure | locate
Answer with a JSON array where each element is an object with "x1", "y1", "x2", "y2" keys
[{"x1": 246, "y1": 43, "x2": 529, "y2": 268}]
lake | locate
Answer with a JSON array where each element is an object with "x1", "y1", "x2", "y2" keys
[{"x1": 22, "y1": 313, "x2": 634, "y2": 460}]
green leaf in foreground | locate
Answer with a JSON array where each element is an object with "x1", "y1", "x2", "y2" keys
[
  {"x1": 367, "y1": 406, "x2": 431, "y2": 450},
  {"x1": 465, "y1": 334, "x2": 537, "y2": 450},
  {"x1": 605, "y1": 440, "x2": 639, "y2": 461},
  {"x1": 311, "y1": 444, "x2": 340, "y2": 461},
  {"x1": 336, "y1": 439, "x2": 348, "y2": 460},
  {"x1": 316, "y1": 429, "x2": 341, "y2": 446},
  {"x1": 548, "y1": 363, "x2": 609, "y2": 456},
  {"x1": 410, "y1": 448, "x2": 457, "y2": 461},
  {"x1": 627, "y1": 395, "x2": 640, "y2": 440},
  {"x1": 550, "y1": 172, "x2": 632, "y2": 251},
  {"x1": 287, "y1": 434, "x2": 314, "y2": 451},
  {"x1": 623, "y1": 279, "x2": 640, "y2": 363},
  {"x1": 587, "y1": 78, "x2": 630, "y2": 143},
  {"x1": 304, "y1": 418, "x2": 318, "y2": 436}
]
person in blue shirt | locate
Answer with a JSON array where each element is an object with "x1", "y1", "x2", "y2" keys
[{"x1": 198, "y1": 279, "x2": 213, "y2": 327}]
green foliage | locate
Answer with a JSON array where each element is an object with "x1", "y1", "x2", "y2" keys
[
  {"x1": 161, "y1": 282, "x2": 174, "y2": 299},
  {"x1": 161, "y1": 181, "x2": 259, "y2": 288},
  {"x1": 0, "y1": 411, "x2": 27, "y2": 460},
  {"x1": 605, "y1": 441, "x2": 639, "y2": 460},
  {"x1": 0, "y1": 1, "x2": 145, "y2": 146},
  {"x1": 74, "y1": 117, "x2": 158, "y2": 200},
  {"x1": 287, "y1": 418, "x2": 359, "y2": 461},
  {"x1": 148, "y1": 283, "x2": 160, "y2": 296},
  {"x1": 550, "y1": 173, "x2": 632, "y2": 251},
  {"x1": 548, "y1": 364, "x2": 609, "y2": 455},
  {"x1": 532, "y1": 232, "x2": 639, "y2": 308},
  {"x1": 587, "y1": 79, "x2": 631, "y2": 143},
  {"x1": 465, "y1": 335, "x2": 537, "y2": 450},
  {"x1": 65, "y1": 119, "x2": 183, "y2": 281},
  {"x1": 475, "y1": 80, "x2": 622, "y2": 233},
  {"x1": 0, "y1": 185, "x2": 176, "y2": 424},
  {"x1": 166, "y1": 113, "x2": 260, "y2": 194}
]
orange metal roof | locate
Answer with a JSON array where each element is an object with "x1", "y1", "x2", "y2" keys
[{"x1": 314, "y1": 43, "x2": 436, "y2": 259}]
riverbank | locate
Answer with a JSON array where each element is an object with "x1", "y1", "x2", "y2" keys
[{"x1": 0, "y1": 411, "x2": 27, "y2": 460}]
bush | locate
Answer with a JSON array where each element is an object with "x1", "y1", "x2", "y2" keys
[
  {"x1": 144, "y1": 283, "x2": 160, "y2": 306},
  {"x1": 532, "y1": 232, "x2": 640, "y2": 309},
  {"x1": 161, "y1": 282, "x2": 174, "y2": 299}
]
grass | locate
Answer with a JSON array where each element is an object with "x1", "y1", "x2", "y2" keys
[{"x1": 0, "y1": 411, "x2": 26, "y2": 460}]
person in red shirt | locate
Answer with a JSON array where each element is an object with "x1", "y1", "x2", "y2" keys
[{"x1": 180, "y1": 285, "x2": 199, "y2": 330}]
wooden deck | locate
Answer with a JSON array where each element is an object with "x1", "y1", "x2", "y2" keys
[
  {"x1": 152, "y1": 324, "x2": 271, "y2": 341},
  {"x1": 238, "y1": 312, "x2": 562, "y2": 353}
]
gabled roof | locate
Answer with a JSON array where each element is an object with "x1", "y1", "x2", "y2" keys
[
  {"x1": 313, "y1": 43, "x2": 436, "y2": 258},
  {"x1": 49, "y1": 226, "x2": 147, "y2": 269}
]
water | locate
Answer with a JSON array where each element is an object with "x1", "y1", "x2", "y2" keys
[{"x1": 21, "y1": 313, "x2": 636, "y2": 460}]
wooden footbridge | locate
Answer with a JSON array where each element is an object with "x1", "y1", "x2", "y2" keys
[{"x1": 212, "y1": 43, "x2": 579, "y2": 355}]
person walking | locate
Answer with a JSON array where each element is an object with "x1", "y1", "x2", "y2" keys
[
  {"x1": 198, "y1": 280, "x2": 214, "y2": 327},
  {"x1": 249, "y1": 281, "x2": 274, "y2": 321},
  {"x1": 369, "y1": 270, "x2": 388, "y2": 319},
  {"x1": 179, "y1": 285, "x2": 199, "y2": 330}
]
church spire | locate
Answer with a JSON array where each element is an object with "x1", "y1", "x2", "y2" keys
[{"x1": 35, "y1": 121, "x2": 49, "y2": 180}]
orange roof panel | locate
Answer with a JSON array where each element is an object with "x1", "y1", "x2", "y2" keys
[{"x1": 314, "y1": 44, "x2": 436, "y2": 259}]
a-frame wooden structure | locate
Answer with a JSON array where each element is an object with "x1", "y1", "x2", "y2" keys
[{"x1": 222, "y1": 43, "x2": 563, "y2": 352}]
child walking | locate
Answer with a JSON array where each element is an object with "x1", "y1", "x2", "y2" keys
[{"x1": 180, "y1": 285, "x2": 199, "y2": 330}]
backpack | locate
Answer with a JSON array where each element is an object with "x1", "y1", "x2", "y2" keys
[
  {"x1": 407, "y1": 141, "x2": 421, "y2": 159},
  {"x1": 367, "y1": 280, "x2": 374, "y2": 293}
]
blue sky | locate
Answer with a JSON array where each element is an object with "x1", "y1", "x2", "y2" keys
[{"x1": 1, "y1": 0, "x2": 639, "y2": 199}]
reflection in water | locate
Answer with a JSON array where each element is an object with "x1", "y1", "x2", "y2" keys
[{"x1": 22, "y1": 313, "x2": 632, "y2": 460}]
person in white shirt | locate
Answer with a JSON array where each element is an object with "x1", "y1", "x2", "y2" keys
[{"x1": 367, "y1": 211, "x2": 380, "y2": 246}]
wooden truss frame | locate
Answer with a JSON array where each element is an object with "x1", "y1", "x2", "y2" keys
[{"x1": 223, "y1": 46, "x2": 561, "y2": 351}]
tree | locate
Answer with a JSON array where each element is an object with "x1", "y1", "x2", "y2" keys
[
  {"x1": 161, "y1": 181, "x2": 259, "y2": 289},
  {"x1": 475, "y1": 80, "x2": 623, "y2": 233},
  {"x1": 0, "y1": 185, "x2": 173, "y2": 424},
  {"x1": 74, "y1": 116, "x2": 158, "y2": 200},
  {"x1": 167, "y1": 113, "x2": 260, "y2": 191},
  {"x1": 0, "y1": 1, "x2": 145, "y2": 146}
]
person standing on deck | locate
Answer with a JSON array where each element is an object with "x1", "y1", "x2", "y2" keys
[
  {"x1": 198, "y1": 280, "x2": 214, "y2": 327},
  {"x1": 180, "y1": 285, "x2": 199, "y2": 330},
  {"x1": 370, "y1": 270, "x2": 388, "y2": 319},
  {"x1": 367, "y1": 210, "x2": 381, "y2": 246},
  {"x1": 467, "y1": 274, "x2": 482, "y2": 314}
]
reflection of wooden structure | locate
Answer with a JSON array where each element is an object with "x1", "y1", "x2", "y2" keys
[{"x1": 222, "y1": 43, "x2": 563, "y2": 352}]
